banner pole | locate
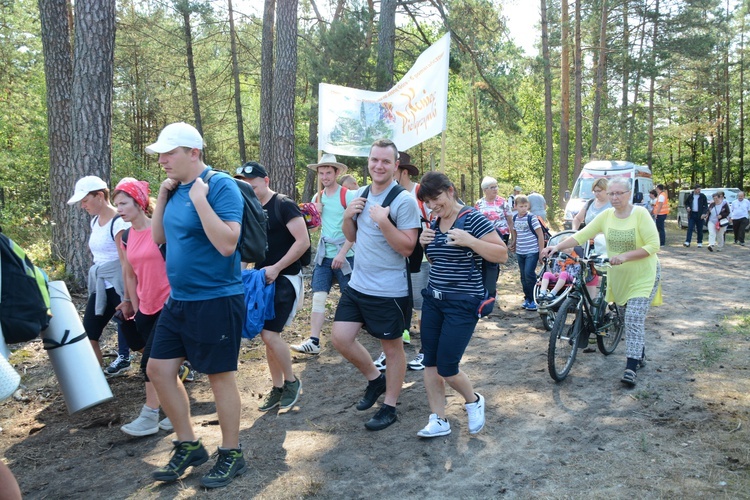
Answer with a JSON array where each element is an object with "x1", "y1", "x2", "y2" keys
[{"x1": 440, "y1": 131, "x2": 446, "y2": 172}]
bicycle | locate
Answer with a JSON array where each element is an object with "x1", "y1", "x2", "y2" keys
[{"x1": 547, "y1": 253, "x2": 625, "y2": 382}]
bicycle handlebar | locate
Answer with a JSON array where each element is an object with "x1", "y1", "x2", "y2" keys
[{"x1": 555, "y1": 252, "x2": 610, "y2": 266}]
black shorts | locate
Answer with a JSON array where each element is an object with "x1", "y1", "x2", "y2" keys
[
  {"x1": 334, "y1": 287, "x2": 408, "y2": 340},
  {"x1": 263, "y1": 276, "x2": 298, "y2": 333},
  {"x1": 83, "y1": 288, "x2": 140, "y2": 349},
  {"x1": 150, "y1": 294, "x2": 244, "y2": 374}
]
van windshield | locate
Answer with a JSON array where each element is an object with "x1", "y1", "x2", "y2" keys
[{"x1": 571, "y1": 179, "x2": 595, "y2": 201}]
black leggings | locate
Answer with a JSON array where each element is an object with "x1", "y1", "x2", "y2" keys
[
  {"x1": 134, "y1": 309, "x2": 162, "y2": 381},
  {"x1": 83, "y1": 288, "x2": 140, "y2": 352}
]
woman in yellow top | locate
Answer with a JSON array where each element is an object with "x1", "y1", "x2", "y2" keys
[{"x1": 542, "y1": 178, "x2": 661, "y2": 387}]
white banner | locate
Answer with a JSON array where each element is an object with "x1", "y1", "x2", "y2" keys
[{"x1": 318, "y1": 33, "x2": 450, "y2": 157}]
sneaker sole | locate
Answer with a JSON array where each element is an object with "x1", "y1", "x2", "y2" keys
[
  {"x1": 152, "y1": 455, "x2": 209, "y2": 482},
  {"x1": 469, "y1": 422, "x2": 485, "y2": 434},
  {"x1": 158, "y1": 422, "x2": 174, "y2": 432},
  {"x1": 417, "y1": 428, "x2": 451, "y2": 438},
  {"x1": 290, "y1": 347, "x2": 320, "y2": 355},
  {"x1": 407, "y1": 365, "x2": 425, "y2": 371},
  {"x1": 258, "y1": 401, "x2": 280, "y2": 412},
  {"x1": 121, "y1": 425, "x2": 159, "y2": 437},
  {"x1": 200, "y1": 462, "x2": 248, "y2": 489},
  {"x1": 104, "y1": 369, "x2": 130, "y2": 378}
]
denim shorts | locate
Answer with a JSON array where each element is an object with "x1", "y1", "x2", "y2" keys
[
  {"x1": 420, "y1": 293, "x2": 480, "y2": 378},
  {"x1": 311, "y1": 256, "x2": 354, "y2": 293},
  {"x1": 150, "y1": 294, "x2": 244, "y2": 374}
]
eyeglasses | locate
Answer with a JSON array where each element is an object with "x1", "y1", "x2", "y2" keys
[
  {"x1": 593, "y1": 189, "x2": 603, "y2": 194},
  {"x1": 607, "y1": 190, "x2": 630, "y2": 198}
]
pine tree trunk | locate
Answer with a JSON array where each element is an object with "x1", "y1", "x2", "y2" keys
[
  {"x1": 647, "y1": 0, "x2": 659, "y2": 168},
  {"x1": 375, "y1": 0, "x2": 396, "y2": 91},
  {"x1": 67, "y1": 0, "x2": 116, "y2": 287},
  {"x1": 259, "y1": 0, "x2": 275, "y2": 168},
  {"x1": 591, "y1": 0, "x2": 609, "y2": 159},
  {"x1": 559, "y1": 0, "x2": 570, "y2": 208},
  {"x1": 574, "y1": 0, "x2": 583, "y2": 179},
  {"x1": 38, "y1": 0, "x2": 73, "y2": 266},
  {"x1": 541, "y1": 0, "x2": 554, "y2": 205},
  {"x1": 271, "y1": 0, "x2": 298, "y2": 197},
  {"x1": 181, "y1": 9, "x2": 203, "y2": 141},
  {"x1": 228, "y1": 0, "x2": 246, "y2": 163},
  {"x1": 620, "y1": 0, "x2": 630, "y2": 153}
]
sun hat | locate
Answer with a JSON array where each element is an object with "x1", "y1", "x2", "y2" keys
[
  {"x1": 145, "y1": 122, "x2": 204, "y2": 154},
  {"x1": 67, "y1": 176, "x2": 108, "y2": 205},
  {"x1": 307, "y1": 153, "x2": 348, "y2": 175},
  {"x1": 397, "y1": 152, "x2": 419, "y2": 177}
]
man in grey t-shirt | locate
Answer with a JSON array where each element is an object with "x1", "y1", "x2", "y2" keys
[{"x1": 332, "y1": 139, "x2": 421, "y2": 431}]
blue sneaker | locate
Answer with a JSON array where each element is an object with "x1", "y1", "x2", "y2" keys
[
  {"x1": 520, "y1": 300, "x2": 529, "y2": 310},
  {"x1": 526, "y1": 302, "x2": 537, "y2": 311}
]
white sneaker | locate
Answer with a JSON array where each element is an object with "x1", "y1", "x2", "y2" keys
[
  {"x1": 121, "y1": 406, "x2": 159, "y2": 437},
  {"x1": 407, "y1": 353, "x2": 425, "y2": 371},
  {"x1": 417, "y1": 413, "x2": 451, "y2": 438},
  {"x1": 158, "y1": 416, "x2": 173, "y2": 432},
  {"x1": 683, "y1": 242, "x2": 689, "y2": 247},
  {"x1": 465, "y1": 393, "x2": 485, "y2": 434},
  {"x1": 373, "y1": 352, "x2": 386, "y2": 372},
  {"x1": 697, "y1": 243, "x2": 703, "y2": 248},
  {"x1": 290, "y1": 338, "x2": 321, "y2": 355}
]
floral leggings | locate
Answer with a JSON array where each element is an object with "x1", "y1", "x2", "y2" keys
[{"x1": 623, "y1": 262, "x2": 661, "y2": 360}]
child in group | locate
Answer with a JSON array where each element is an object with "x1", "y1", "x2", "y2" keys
[
  {"x1": 509, "y1": 195, "x2": 545, "y2": 311},
  {"x1": 538, "y1": 248, "x2": 583, "y2": 301}
]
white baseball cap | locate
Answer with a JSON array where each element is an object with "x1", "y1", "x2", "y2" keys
[
  {"x1": 145, "y1": 122, "x2": 204, "y2": 154},
  {"x1": 67, "y1": 176, "x2": 108, "y2": 205}
]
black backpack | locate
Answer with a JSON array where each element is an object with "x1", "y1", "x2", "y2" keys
[
  {"x1": 0, "y1": 232, "x2": 51, "y2": 344},
  {"x1": 203, "y1": 170, "x2": 268, "y2": 264},
  {"x1": 432, "y1": 206, "x2": 499, "y2": 318},
  {"x1": 92, "y1": 214, "x2": 121, "y2": 240},
  {"x1": 361, "y1": 184, "x2": 423, "y2": 273},
  {"x1": 273, "y1": 194, "x2": 312, "y2": 267}
]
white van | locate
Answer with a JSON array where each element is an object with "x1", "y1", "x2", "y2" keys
[
  {"x1": 564, "y1": 161, "x2": 653, "y2": 229},
  {"x1": 676, "y1": 187, "x2": 740, "y2": 229}
]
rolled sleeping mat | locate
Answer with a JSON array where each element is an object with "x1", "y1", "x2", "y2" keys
[
  {"x1": 0, "y1": 332, "x2": 21, "y2": 403},
  {"x1": 44, "y1": 281, "x2": 113, "y2": 414}
]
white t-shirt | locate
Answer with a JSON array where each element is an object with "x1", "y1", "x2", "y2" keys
[
  {"x1": 730, "y1": 199, "x2": 750, "y2": 220},
  {"x1": 89, "y1": 215, "x2": 130, "y2": 265}
]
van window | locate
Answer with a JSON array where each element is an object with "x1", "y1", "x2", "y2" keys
[{"x1": 571, "y1": 179, "x2": 595, "y2": 201}]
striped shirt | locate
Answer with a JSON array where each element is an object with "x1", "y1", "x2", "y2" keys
[
  {"x1": 425, "y1": 210, "x2": 495, "y2": 298},
  {"x1": 513, "y1": 213, "x2": 542, "y2": 255}
]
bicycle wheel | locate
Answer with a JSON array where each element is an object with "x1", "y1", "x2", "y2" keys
[
  {"x1": 547, "y1": 297, "x2": 582, "y2": 381},
  {"x1": 597, "y1": 303, "x2": 625, "y2": 355},
  {"x1": 541, "y1": 308, "x2": 556, "y2": 331}
]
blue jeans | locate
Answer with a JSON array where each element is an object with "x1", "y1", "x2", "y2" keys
[
  {"x1": 517, "y1": 252, "x2": 539, "y2": 302},
  {"x1": 655, "y1": 214, "x2": 667, "y2": 246},
  {"x1": 686, "y1": 212, "x2": 704, "y2": 244}
]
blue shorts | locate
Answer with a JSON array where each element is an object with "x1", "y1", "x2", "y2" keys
[
  {"x1": 311, "y1": 256, "x2": 354, "y2": 293},
  {"x1": 334, "y1": 287, "x2": 408, "y2": 340},
  {"x1": 151, "y1": 294, "x2": 244, "y2": 374},
  {"x1": 420, "y1": 292, "x2": 480, "y2": 377}
]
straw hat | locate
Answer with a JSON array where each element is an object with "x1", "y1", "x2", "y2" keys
[{"x1": 307, "y1": 153, "x2": 348, "y2": 174}]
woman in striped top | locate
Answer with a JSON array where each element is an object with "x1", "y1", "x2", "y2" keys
[{"x1": 414, "y1": 172, "x2": 507, "y2": 438}]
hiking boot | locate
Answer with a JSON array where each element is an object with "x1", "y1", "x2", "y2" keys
[
  {"x1": 152, "y1": 440, "x2": 209, "y2": 482},
  {"x1": 104, "y1": 354, "x2": 131, "y2": 377},
  {"x1": 258, "y1": 386, "x2": 283, "y2": 412},
  {"x1": 200, "y1": 447, "x2": 247, "y2": 489},
  {"x1": 417, "y1": 413, "x2": 451, "y2": 438},
  {"x1": 121, "y1": 406, "x2": 159, "y2": 437},
  {"x1": 407, "y1": 353, "x2": 425, "y2": 371},
  {"x1": 279, "y1": 377, "x2": 301, "y2": 410},
  {"x1": 356, "y1": 375, "x2": 386, "y2": 411},
  {"x1": 465, "y1": 393, "x2": 485, "y2": 434},
  {"x1": 290, "y1": 338, "x2": 321, "y2": 354},
  {"x1": 159, "y1": 417, "x2": 174, "y2": 432},
  {"x1": 402, "y1": 330, "x2": 411, "y2": 344},
  {"x1": 373, "y1": 352, "x2": 387, "y2": 372},
  {"x1": 364, "y1": 405, "x2": 398, "y2": 431}
]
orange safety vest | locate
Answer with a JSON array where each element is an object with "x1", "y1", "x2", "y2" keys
[{"x1": 657, "y1": 191, "x2": 669, "y2": 215}]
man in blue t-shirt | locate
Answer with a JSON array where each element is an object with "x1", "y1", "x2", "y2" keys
[{"x1": 146, "y1": 122, "x2": 246, "y2": 489}]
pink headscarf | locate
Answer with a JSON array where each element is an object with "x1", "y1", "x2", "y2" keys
[{"x1": 114, "y1": 177, "x2": 150, "y2": 211}]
